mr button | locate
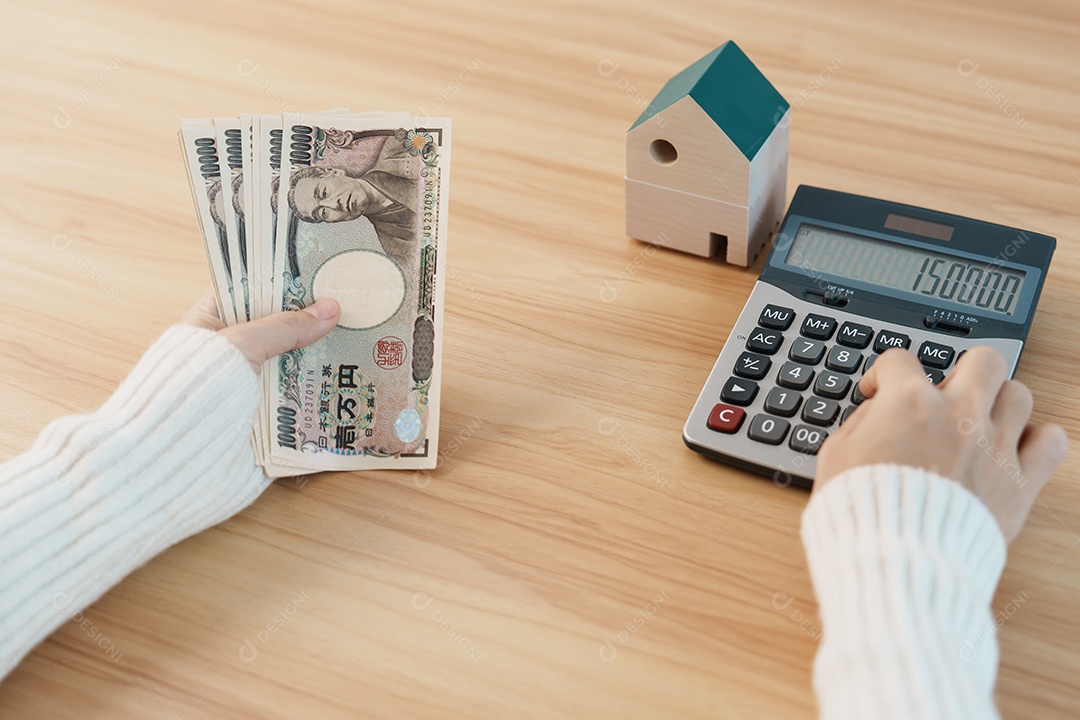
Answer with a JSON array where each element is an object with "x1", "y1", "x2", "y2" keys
[{"x1": 707, "y1": 404, "x2": 746, "y2": 433}]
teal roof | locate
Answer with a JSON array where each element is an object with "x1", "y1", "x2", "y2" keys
[{"x1": 630, "y1": 41, "x2": 789, "y2": 161}]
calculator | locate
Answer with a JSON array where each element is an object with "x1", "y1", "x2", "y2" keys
[{"x1": 683, "y1": 185, "x2": 1056, "y2": 488}]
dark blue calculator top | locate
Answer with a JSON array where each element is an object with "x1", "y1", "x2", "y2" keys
[{"x1": 761, "y1": 186, "x2": 1055, "y2": 343}]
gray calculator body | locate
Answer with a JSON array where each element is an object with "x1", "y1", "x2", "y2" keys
[{"x1": 683, "y1": 185, "x2": 1056, "y2": 488}]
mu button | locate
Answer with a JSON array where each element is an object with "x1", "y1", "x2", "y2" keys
[{"x1": 707, "y1": 404, "x2": 746, "y2": 434}]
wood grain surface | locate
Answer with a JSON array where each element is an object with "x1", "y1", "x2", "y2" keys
[{"x1": 1, "y1": 0, "x2": 1077, "y2": 717}]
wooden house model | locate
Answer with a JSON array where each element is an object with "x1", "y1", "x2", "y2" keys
[{"x1": 626, "y1": 42, "x2": 790, "y2": 266}]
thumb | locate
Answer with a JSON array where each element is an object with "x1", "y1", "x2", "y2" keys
[
  {"x1": 219, "y1": 298, "x2": 341, "y2": 372},
  {"x1": 1017, "y1": 423, "x2": 1068, "y2": 494}
]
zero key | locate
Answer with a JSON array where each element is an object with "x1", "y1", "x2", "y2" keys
[{"x1": 707, "y1": 404, "x2": 746, "y2": 433}]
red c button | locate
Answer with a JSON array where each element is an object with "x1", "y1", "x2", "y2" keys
[{"x1": 707, "y1": 404, "x2": 746, "y2": 433}]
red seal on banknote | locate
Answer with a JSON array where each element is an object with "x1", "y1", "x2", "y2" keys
[{"x1": 373, "y1": 336, "x2": 407, "y2": 369}]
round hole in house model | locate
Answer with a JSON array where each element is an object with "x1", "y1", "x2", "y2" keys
[{"x1": 649, "y1": 139, "x2": 677, "y2": 164}]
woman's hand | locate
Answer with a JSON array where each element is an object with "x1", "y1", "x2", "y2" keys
[
  {"x1": 181, "y1": 286, "x2": 341, "y2": 373},
  {"x1": 815, "y1": 346, "x2": 1068, "y2": 542}
]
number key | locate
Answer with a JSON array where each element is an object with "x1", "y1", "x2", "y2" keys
[
  {"x1": 764, "y1": 387, "x2": 802, "y2": 417},
  {"x1": 825, "y1": 346, "x2": 863, "y2": 374},
  {"x1": 747, "y1": 414, "x2": 790, "y2": 445},
  {"x1": 746, "y1": 327, "x2": 784, "y2": 355},
  {"x1": 852, "y1": 383, "x2": 868, "y2": 405},
  {"x1": 802, "y1": 397, "x2": 840, "y2": 426},
  {"x1": 813, "y1": 371, "x2": 851, "y2": 399},
  {"x1": 862, "y1": 354, "x2": 878, "y2": 374},
  {"x1": 789, "y1": 338, "x2": 826, "y2": 365},
  {"x1": 777, "y1": 361, "x2": 814, "y2": 390}
]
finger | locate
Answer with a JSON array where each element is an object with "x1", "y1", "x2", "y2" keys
[
  {"x1": 990, "y1": 380, "x2": 1034, "y2": 449},
  {"x1": 181, "y1": 285, "x2": 224, "y2": 330},
  {"x1": 941, "y1": 346, "x2": 1008, "y2": 415},
  {"x1": 858, "y1": 347, "x2": 925, "y2": 399},
  {"x1": 1017, "y1": 423, "x2": 1069, "y2": 493},
  {"x1": 220, "y1": 298, "x2": 341, "y2": 371}
]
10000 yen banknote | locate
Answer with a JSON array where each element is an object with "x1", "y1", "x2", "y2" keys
[
  {"x1": 215, "y1": 117, "x2": 250, "y2": 322},
  {"x1": 180, "y1": 120, "x2": 238, "y2": 326},
  {"x1": 267, "y1": 116, "x2": 451, "y2": 470}
]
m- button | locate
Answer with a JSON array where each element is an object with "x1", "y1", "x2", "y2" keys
[{"x1": 836, "y1": 322, "x2": 872, "y2": 349}]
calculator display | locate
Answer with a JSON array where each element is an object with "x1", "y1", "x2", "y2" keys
[{"x1": 785, "y1": 225, "x2": 1026, "y2": 317}]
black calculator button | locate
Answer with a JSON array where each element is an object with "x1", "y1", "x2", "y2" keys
[
  {"x1": 836, "y1": 322, "x2": 873, "y2": 349},
  {"x1": 707, "y1": 404, "x2": 746, "y2": 433},
  {"x1": 764, "y1": 387, "x2": 802, "y2": 417},
  {"x1": 840, "y1": 406, "x2": 858, "y2": 425},
  {"x1": 720, "y1": 377, "x2": 758, "y2": 406},
  {"x1": 813, "y1": 371, "x2": 851, "y2": 399},
  {"x1": 733, "y1": 352, "x2": 771, "y2": 380},
  {"x1": 777, "y1": 361, "x2": 814, "y2": 390},
  {"x1": 801, "y1": 314, "x2": 837, "y2": 340},
  {"x1": 874, "y1": 329, "x2": 910, "y2": 353},
  {"x1": 802, "y1": 397, "x2": 840, "y2": 426},
  {"x1": 923, "y1": 368, "x2": 946, "y2": 385},
  {"x1": 759, "y1": 304, "x2": 795, "y2": 330},
  {"x1": 790, "y1": 425, "x2": 829, "y2": 455},
  {"x1": 852, "y1": 383, "x2": 868, "y2": 405},
  {"x1": 746, "y1": 327, "x2": 784, "y2": 355},
  {"x1": 825, "y1": 346, "x2": 862, "y2": 374},
  {"x1": 747, "y1": 414, "x2": 791, "y2": 445},
  {"x1": 862, "y1": 354, "x2": 878, "y2": 374},
  {"x1": 788, "y1": 338, "x2": 826, "y2": 365},
  {"x1": 918, "y1": 341, "x2": 955, "y2": 369}
]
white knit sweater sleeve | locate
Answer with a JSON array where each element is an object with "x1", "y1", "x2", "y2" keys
[
  {"x1": 801, "y1": 464, "x2": 1008, "y2": 720},
  {"x1": 0, "y1": 324, "x2": 271, "y2": 680}
]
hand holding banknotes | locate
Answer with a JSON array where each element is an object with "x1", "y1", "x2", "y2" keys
[
  {"x1": 181, "y1": 111, "x2": 452, "y2": 476},
  {"x1": 182, "y1": 285, "x2": 341, "y2": 373}
]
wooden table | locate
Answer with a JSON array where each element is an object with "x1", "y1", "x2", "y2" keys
[{"x1": 1, "y1": 0, "x2": 1077, "y2": 717}]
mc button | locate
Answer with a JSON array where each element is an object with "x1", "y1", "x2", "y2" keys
[{"x1": 918, "y1": 341, "x2": 955, "y2": 369}]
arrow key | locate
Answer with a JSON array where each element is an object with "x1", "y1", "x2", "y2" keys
[{"x1": 721, "y1": 377, "x2": 759, "y2": 406}]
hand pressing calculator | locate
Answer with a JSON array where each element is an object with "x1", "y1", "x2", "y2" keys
[{"x1": 683, "y1": 185, "x2": 1056, "y2": 488}]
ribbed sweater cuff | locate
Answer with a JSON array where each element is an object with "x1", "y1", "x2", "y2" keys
[
  {"x1": 0, "y1": 325, "x2": 270, "y2": 680},
  {"x1": 801, "y1": 465, "x2": 1007, "y2": 720}
]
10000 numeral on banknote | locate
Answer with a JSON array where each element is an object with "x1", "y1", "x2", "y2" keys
[{"x1": 268, "y1": 116, "x2": 451, "y2": 470}]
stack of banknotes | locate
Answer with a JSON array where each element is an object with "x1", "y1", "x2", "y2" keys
[{"x1": 179, "y1": 112, "x2": 451, "y2": 477}]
